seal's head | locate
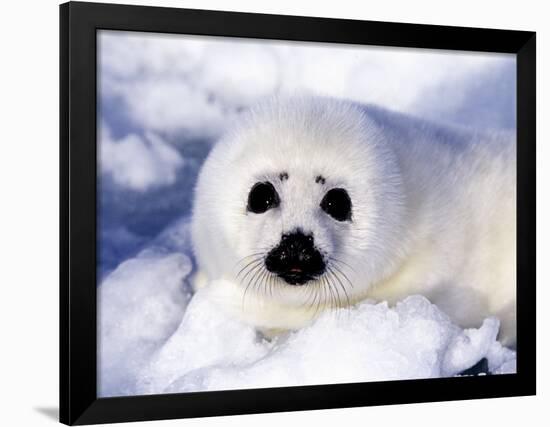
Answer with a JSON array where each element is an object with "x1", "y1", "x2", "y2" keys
[{"x1": 192, "y1": 96, "x2": 407, "y2": 328}]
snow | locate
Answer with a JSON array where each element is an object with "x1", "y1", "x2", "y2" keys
[
  {"x1": 98, "y1": 243, "x2": 516, "y2": 397},
  {"x1": 100, "y1": 124, "x2": 184, "y2": 192},
  {"x1": 99, "y1": 31, "x2": 516, "y2": 143},
  {"x1": 98, "y1": 251, "x2": 193, "y2": 396}
]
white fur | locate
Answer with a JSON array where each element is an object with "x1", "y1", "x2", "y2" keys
[{"x1": 191, "y1": 96, "x2": 516, "y2": 345}]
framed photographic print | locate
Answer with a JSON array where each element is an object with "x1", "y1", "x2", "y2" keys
[{"x1": 60, "y1": 1, "x2": 536, "y2": 425}]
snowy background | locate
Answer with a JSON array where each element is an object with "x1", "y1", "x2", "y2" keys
[{"x1": 97, "y1": 30, "x2": 516, "y2": 397}]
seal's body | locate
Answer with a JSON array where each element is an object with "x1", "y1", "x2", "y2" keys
[{"x1": 191, "y1": 97, "x2": 516, "y2": 345}]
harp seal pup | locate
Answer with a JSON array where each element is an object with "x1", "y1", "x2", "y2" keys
[{"x1": 191, "y1": 96, "x2": 516, "y2": 345}]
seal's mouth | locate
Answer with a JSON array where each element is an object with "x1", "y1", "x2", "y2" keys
[{"x1": 279, "y1": 270, "x2": 318, "y2": 285}]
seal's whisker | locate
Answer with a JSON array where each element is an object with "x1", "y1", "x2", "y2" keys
[
  {"x1": 301, "y1": 278, "x2": 317, "y2": 311},
  {"x1": 322, "y1": 274, "x2": 334, "y2": 311},
  {"x1": 328, "y1": 266, "x2": 351, "y2": 307},
  {"x1": 329, "y1": 256, "x2": 357, "y2": 274},
  {"x1": 319, "y1": 276, "x2": 327, "y2": 312},
  {"x1": 260, "y1": 269, "x2": 270, "y2": 298},
  {"x1": 268, "y1": 272, "x2": 276, "y2": 298},
  {"x1": 306, "y1": 279, "x2": 319, "y2": 314},
  {"x1": 254, "y1": 269, "x2": 268, "y2": 298},
  {"x1": 337, "y1": 273, "x2": 351, "y2": 308},
  {"x1": 241, "y1": 263, "x2": 263, "y2": 311},
  {"x1": 318, "y1": 276, "x2": 332, "y2": 307},
  {"x1": 325, "y1": 275, "x2": 340, "y2": 320},
  {"x1": 313, "y1": 280, "x2": 323, "y2": 318},
  {"x1": 235, "y1": 257, "x2": 264, "y2": 279},
  {"x1": 239, "y1": 258, "x2": 264, "y2": 282},
  {"x1": 234, "y1": 252, "x2": 265, "y2": 267},
  {"x1": 329, "y1": 262, "x2": 354, "y2": 289},
  {"x1": 309, "y1": 284, "x2": 317, "y2": 313},
  {"x1": 330, "y1": 275, "x2": 341, "y2": 309},
  {"x1": 247, "y1": 263, "x2": 266, "y2": 296},
  {"x1": 326, "y1": 268, "x2": 344, "y2": 308}
]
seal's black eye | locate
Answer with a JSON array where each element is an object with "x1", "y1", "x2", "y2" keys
[
  {"x1": 320, "y1": 188, "x2": 352, "y2": 222},
  {"x1": 247, "y1": 182, "x2": 280, "y2": 214}
]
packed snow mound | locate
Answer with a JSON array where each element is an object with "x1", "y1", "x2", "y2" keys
[
  {"x1": 98, "y1": 256, "x2": 515, "y2": 397},
  {"x1": 98, "y1": 252, "x2": 193, "y2": 396},
  {"x1": 135, "y1": 287, "x2": 515, "y2": 395}
]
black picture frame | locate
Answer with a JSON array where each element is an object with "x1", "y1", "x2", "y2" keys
[{"x1": 60, "y1": 1, "x2": 536, "y2": 425}]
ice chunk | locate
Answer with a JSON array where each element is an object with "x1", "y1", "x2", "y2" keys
[
  {"x1": 136, "y1": 285, "x2": 271, "y2": 394},
  {"x1": 128, "y1": 291, "x2": 516, "y2": 396},
  {"x1": 100, "y1": 124, "x2": 184, "y2": 192},
  {"x1": 98, "y1": 252, "x2": 193, "y2": 396}
]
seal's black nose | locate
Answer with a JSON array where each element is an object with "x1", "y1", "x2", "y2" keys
[{"x1": 265, "y1": 231, "x2": 325, "y2": 285}]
